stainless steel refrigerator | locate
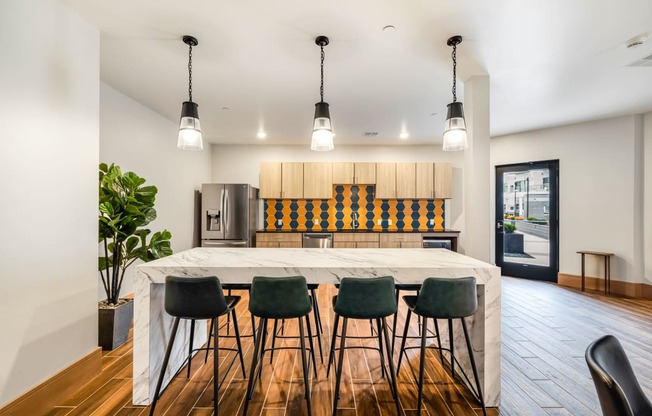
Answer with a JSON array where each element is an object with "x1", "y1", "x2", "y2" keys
[{"x1": 201, "y1": 184, "x2": 259, "y2": 247}]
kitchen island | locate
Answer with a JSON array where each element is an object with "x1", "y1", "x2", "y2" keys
[{"x1": 133, "y1": 248, "x2": 501, "y2": 407}]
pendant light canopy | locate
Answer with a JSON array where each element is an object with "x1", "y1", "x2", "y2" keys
[
  {"x1": 178, "y1": 35, "x2": 203, "y2": 150},
  {"x1": 311, "y1": 36, "x2": 334, "y2": 151},
  {"x1": 443, "y1": 35, "x2": 468, "y2": 151}
]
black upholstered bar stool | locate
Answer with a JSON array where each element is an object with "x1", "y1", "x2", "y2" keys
[
  {"x1": 397, "y1": 276, "x2": 486, "y2": 416},
  {"x1": 150, "y1": 276, "x2": 246, "y2": 416},
  {"x1": 243, "y1": 276, "x2": 316, "y2": 416},
  {"x1": 329, "y1": 276, "x2": 402, "y2": 416},
  {"x1": 269, "y1": 283, "x2": 324, "y2": 364}
]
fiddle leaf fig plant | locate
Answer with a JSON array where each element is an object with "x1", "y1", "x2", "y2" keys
[{"x1": 99, "y1": 163, "x2": 173, "y2": 305}]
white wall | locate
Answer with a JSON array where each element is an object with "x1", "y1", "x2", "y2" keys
[
  {"x1": 211, "y1": 144, "x2": 468, "y2": 249},
  {"x1": 491, "y1": 115, "x2": 645, "y2": 284},
  {"x1": 0, "y1": 0, "x2": 99, "y2": 406},
  {"x1": 100, "y1": 83, "x2": 212, "y2": 298},
  {"x1": 645, "y1": 112, "x2": 652, "y2": 285}
]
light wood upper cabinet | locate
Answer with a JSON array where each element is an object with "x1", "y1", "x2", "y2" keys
[
  {"x1": 259, "y1": 162, "x2": 282, "y2": 199},
  {"x1": 332, "y1": 162, "x2": 355, "y2": 184},
  {"x1": 375, "y1": 163, "x2": 396, "y2": 199},
  {"x1": 332, "y1": 162, "x2": 376, "y2": 185},
  {"x1": 434, "y1": 162, "x2": 453, "y2": 199},
  {"x1": 281, "y1": 162, "x2": 304, "y2": 198},
  {"x1": 416, "y1": 163, "x2": 435, "y2": 199},
  {"x1": 354, "y1": 163, "x2": 376, "y2": 184},
  {"x1": 304, "y1": 162, "x2": 333, "y2": 199},
  {"x1": 396, "y1": 163, "x2": 416, "y2": 199}
]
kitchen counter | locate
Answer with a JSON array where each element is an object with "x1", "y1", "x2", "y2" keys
[{"x1": 133, "y1": 247, "x2": 500, "y2": 407}]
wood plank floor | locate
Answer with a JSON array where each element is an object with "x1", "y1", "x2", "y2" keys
[{"x1": 44, "y1": 277, "x2": 652, "y2": 416}]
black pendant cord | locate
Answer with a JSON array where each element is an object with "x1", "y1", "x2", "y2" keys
[
  {"x1": 320, "y1": 44, "x2": 325, "y2": 103},
  {"x1": 451, "y1": 42, "x2": 457, "y2": 103},
  {"x1": 188, "y1": 43, "x2": 193, "y2": 102}
]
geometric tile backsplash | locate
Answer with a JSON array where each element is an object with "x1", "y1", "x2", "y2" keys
[{"x1": 264, "y1": 184, "x2": 444, "y2": 232}]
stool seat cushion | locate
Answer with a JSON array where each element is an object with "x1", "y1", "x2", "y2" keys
[
  {"x1": 165, "y1": 275, "x2": 230, "y2": 319},
  {"x1": 413, "y1": 276, "x2": 478, "y2": 319},
  {"x1": 333, "y1": 276, "x2": 397, "y2": 319},
  {"x1": 249, "y1": 276, "x2": 312, "y2": 319}
]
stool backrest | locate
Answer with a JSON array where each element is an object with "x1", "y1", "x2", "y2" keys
[
  {"x1": 249, "y1": 276, "x2": 311, "y2": 319},
  {"x1": 415, "y1": 276, "x2": 477, "y2": 318},
  {"x1": 334, "y1": 276, "x2": 397, "y2": 319},
  {"x1": 164, "y1": 275, "x2": 228, "y2": 319},
  {"x1": 585, "y1": 335, "x2": 652, "y2": 416}
]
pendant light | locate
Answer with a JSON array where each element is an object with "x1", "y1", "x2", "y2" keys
[
  {"x1": 177, "y1": 35, "x2": 203, "y2": 150},
  {"x1": 311, "y1": 36, "x2": 334, "y2": 151},
  {"x1": 442, "y1": 35, "x2": 468, "y2": 151}
]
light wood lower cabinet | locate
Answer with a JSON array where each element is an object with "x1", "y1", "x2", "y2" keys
[
  {"x1": 333, "y1": 233, "x2": 380, "y2": 248},
  {"x1": 256, "y1": 232, "x2": 302, "y2": 248},
  {"x1": 379, "y1": 233, "x2": 422, "y2": 248}
]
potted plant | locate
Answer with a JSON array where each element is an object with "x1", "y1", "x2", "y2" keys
[
  {"x1": 503, "y1": 222, "x2": 524, "y2": 254},
  {"x1": 98, "y1": 163, "x2": 173, "y2": 350}
]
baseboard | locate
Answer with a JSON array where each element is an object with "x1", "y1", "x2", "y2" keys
[
  {"x1": 558, "y1": 273, "x2": 652, "y2": 300},
  {"x1": 0, "y1": 347, "x2": 102, "y2": 416}
]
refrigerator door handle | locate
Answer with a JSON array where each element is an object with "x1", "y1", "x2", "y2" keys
[
  {"x1": 219, "y1": 188, "x2": 225, "y2": 232},
  {"x1": 224, "y1": 189, "x2": 230, "y2": 236}
]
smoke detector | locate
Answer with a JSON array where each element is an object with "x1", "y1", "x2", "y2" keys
[{"x1": 625, "y1": 34, "x2": 647, "y2": 49}]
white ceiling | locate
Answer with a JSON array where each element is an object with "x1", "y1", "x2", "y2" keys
[{"x1": 64, "y1": 0, "x2": 652, "y2": 146}]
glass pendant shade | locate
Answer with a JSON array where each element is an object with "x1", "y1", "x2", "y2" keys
[
  {"x1": 311, "y1": 102, "x2": 334, "y2": 151},
  {"x1": 442, "y1": 101, "x2": 468, "y2": 151},
  {"x1": 177, "y1": 101, "x2": 203, "y2": 150}
]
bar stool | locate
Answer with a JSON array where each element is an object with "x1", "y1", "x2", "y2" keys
[
  {"x1": 243, "y1": 276, "x2": 316, "y2": 416},
  {"x1": 329, "y1": 276, "x2": 402, "y2": 416},
  {"x1": 391, "y1": 283, "x2": 423, "y2": 354},
  {"x1": 269, "y1": 283, "x2": 324, "y2": 364},
  {"x1": 396, "y1": 276, "x2": 486, "y2": 416},
  {"x1": 150, "y1": 276, "x2": 246, "y2": 416}
]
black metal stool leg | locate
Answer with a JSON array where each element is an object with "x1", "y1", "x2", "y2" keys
[
  {"x1": 381, "y1": 317, "x2": 402, "y2": 416},
  {"x1": 312, "y1": 305, "x2": 324, "y2": 363},
  {"x1": 376, "y1": 318, "x2": 386, "y2": 379},
  {"x1": 205, "y1": 318, "x2": 214, "y2": 364},
  {"x1": 326, "y1": 313, "x2": 340, "y2": 377},
  {"x1": 226, "y1": 289, "x2": 232, "y2": 335},
  {"x1": 298, "y1": 317, "x2": 313, "y2": 416},
  {"x1": 256, "y1": 319, "x2": 268, "y2": 383},
  {"x1": 244, "y1": 318, "x2": 266, "y2": 416},
  {"x1": 270, "y1": 319, "x2": 279, "y2": 364},
  {"x1": 417, "y1": 317, "x2": 428, "y2": 416},
  {"x1": 213, "y1": 317, "x2": 219, "y2": 416},
  {"x1": 231, "y1": 309, "x2": 247, "y2": 378},
  {"x1": 433, "y1": 318, "x2": 444, "y2": 365},
  {"x1": 311, "y1": 288, "x2": 324, "y2": 334},
  {"x1": 397, "y1": 308, "x2": 413, "y2": 374},
  {"x1": 448, "y1": 319, "x2": 455, "y2": 378},
  {"x1": 332, "y1": 317, "x2": 348, "y2": 416},
  {"x1": 150, "y1": 317, "x2": 180, "y2": 416},
  {"x1": 391, "y1": 288, "x2": 400, "y2": 354},
  {"x1": 187, "y1": 319, "x2": 195, "y2": 378},
  {"x1": 461, "y1": 318, "x2": 486, "y2": 416},
  {"x1": 305, "y1": 315, "x2": 318, "y2": 378}
]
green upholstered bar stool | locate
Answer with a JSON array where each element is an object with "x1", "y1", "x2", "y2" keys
[
  {"x1": 329, "y1": 276, "x2": 402, "y2": 416},
  {"x1": 150, "y1": 276, "x2": 246, "y2": 416},
  {"x1": 397, "y1": 276, "x2": 486, "y2": 416},
  {"x1": 243, "y1": 276, "x2": 316, "y2": 416}
]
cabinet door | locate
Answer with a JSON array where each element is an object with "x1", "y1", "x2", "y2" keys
[
  {"x1": 434, "y1": 162, "x2": 452, "y2": 199},
  {"x1": 396, "y1": 162, "x2": 416, "y2": 199},
  {"x1": 256, "y1": 241, "x2": 280, "y2": 248},
  {"x1": 375, "y1": 163, "x2": 396, "y2": 199},
  {"x1": 281, "y1": 163, "x2": 304, "y2": 199},
  {"x1": 415, "y1": 163, "x2": 435, "y2": 199},
  {"x1": 355, "y1": 163, "x2": 376, "y2": 184},
  {"x1": 333, "y1": 242, "x2": 356, "y2": 248},
  {"x1": 304, "y1": 162, "x2": 333, "y2": 199},
  {"x1": 400, "y1": 241, "x2": 423, "y2": 249},
  {"x1": 356, "y1": 241, "x2": 380, "y2": 248},
  {"x1": 259, "y1": 162, "x2": 282, "y2": 199},
  {"x1": 279, "y1": 242, "x2": 302, "y2": 248},
  {"x1": 332, "y1": 162, "x2": 355, "y2": 184}
]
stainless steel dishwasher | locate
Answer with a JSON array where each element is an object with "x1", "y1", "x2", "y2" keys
[{"x1": 302, "y1": 233, "x2": 333, "y2": 248}]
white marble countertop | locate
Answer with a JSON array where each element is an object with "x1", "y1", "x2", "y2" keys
[{"x1": 137, "y1": 247, "x2": 499, "y2": 285}]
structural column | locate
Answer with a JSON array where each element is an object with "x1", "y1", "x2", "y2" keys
[{"x1": 463, "y1": 75, "x2": 491, "y2": 263}]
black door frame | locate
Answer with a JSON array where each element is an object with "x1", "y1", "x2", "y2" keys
[{"x1": 495, "y1": 160, "x2": 559, "y2": 282}]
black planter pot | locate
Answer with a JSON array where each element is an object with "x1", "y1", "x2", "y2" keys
[
  {"x1": 98, "y1": 299, "x2": 134, "y2": 350},
  {"x1": 504, "y1": 233, "x2": 524, "y2": 254}
]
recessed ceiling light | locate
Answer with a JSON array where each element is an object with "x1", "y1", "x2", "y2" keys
[
  {"x1": 257, "y1": 131, "x2": 267, "y2": 139},
  {"x1": 625, "y1": 34, "x2": 647, "y2": 49},
  {"x1": 222, "y1": 107, "x2": 230, "y2": 111},
  {"x1": 399, "y1": 132, "x2": 409, "y2": 140}
]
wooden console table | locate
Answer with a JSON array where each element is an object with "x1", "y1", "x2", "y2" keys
[{"x1": 577, "y1": 251, "x2": 614, "y2": 294}]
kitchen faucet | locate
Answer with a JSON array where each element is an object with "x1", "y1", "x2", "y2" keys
[{"x1": 351, "y1": 211, "x2": 359, "y2": 230}]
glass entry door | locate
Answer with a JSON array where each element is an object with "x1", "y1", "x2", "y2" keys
[{"x1": 495, "y1": 160, "x2": 559, "y2": 281}]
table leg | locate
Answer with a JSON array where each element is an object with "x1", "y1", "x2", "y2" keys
[
  {"x1": 581, "y1": 253, "x2": 585, "y2": 292},
  {"x1": 606, "y1": 256, "x2": 611, "y2": 295}
]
